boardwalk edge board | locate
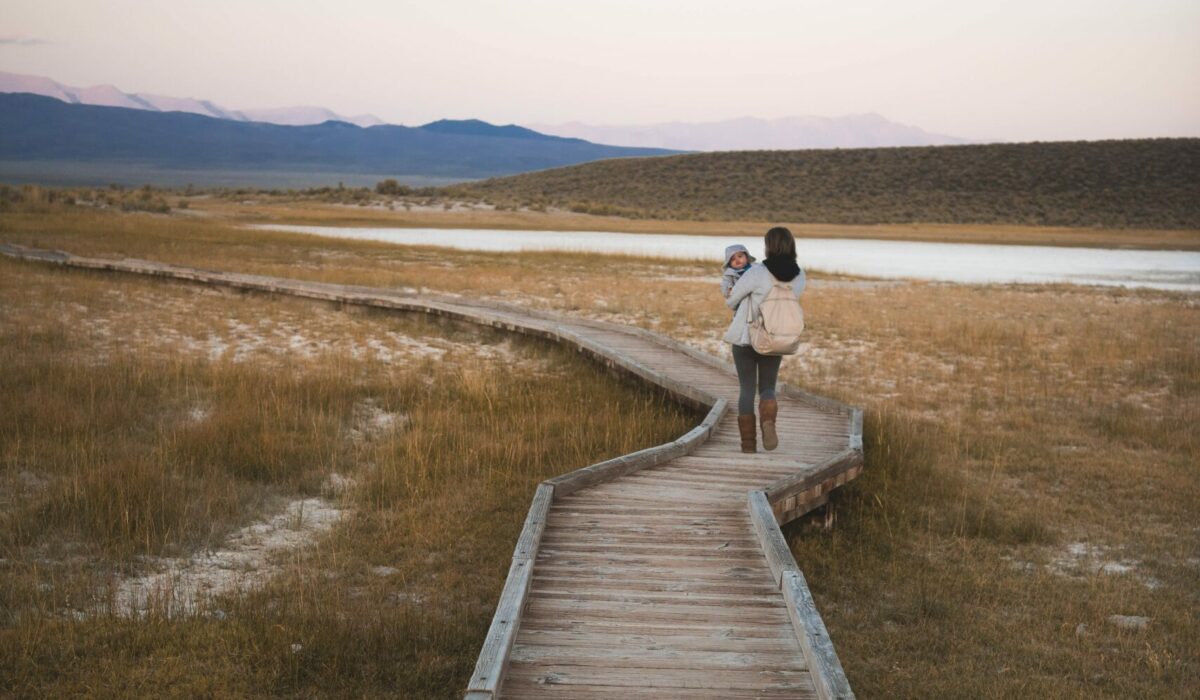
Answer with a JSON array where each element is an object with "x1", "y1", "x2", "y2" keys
[
  {"x1": 544, "y1": 399, "x2": 728, "y2": 497},
  {"x1": 512, "y1": 484, "x2": 555, "y2": 562},
  {"x1": 748, "y1": 491, "x2": 856, "y2": 700},
  {"x1": 2, "y1": 245, "x2": 862, "y2": 699},
  {"x1": 784, "y1": 569, "x2": 855, "y2": 700},
  {"x1": 465, "y1": 557, "x2": 535, "y2": 699}
]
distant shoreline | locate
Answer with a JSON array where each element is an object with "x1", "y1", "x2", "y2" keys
[{"x1": 199, "y1": 199, "x2": 1200, "y2": 252}]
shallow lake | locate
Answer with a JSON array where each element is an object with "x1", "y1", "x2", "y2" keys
[{"x1": 253, "y1": 225, "x2": 1200, "y2": 292}]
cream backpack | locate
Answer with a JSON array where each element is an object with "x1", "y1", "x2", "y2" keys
[{"x1": 749, "y1": 280, "x2": 805, "y2": 355}]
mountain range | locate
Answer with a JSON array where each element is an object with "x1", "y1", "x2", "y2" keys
[
  {"x1": 1, "y1": 71, "x2": 974, "y2": 150},
  {"x1": 0, "y1": 71, "x2": 386, "y2": 128},
  {"x1": 0, "y1": 92, "x2": 675, "y2": 184},
  {"x1": 529, "y1": 115, "x2": 973, "y2": 151}
]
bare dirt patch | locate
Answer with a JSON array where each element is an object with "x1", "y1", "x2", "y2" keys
[{"x1": 113, "y1": 491, "x2": 347, "y2": 616}]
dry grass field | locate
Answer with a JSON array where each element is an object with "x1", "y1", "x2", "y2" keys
[
  {"x1": 1, "y1": 202, "x2": 1197, "y2": 697},
  {"x1": 0, "y1": 252, "x2": 695, "y2": 697},
  {"x1": 8, "y1": 183, "x2": 1199, "y2": 250}
]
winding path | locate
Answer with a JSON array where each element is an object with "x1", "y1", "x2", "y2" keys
[{"x1": 2, "y1": 243, "x2": 863, "y2": 699}]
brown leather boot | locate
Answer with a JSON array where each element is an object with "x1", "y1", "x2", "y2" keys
[
  {"x1": 760, "y1": 399, "x2": 779, "y2": 451},
  {"x1": 737, "y1": 414, "x2": 757, "y2": 453}
]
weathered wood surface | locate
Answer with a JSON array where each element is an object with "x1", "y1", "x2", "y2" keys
[{"x1": 1, "y1": 244, "x2": 862, "y2": 699}]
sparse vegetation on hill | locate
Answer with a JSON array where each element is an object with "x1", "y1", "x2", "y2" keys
[
  {"x1": 445, "y1": 138, "x2": 1200, "y2": 229},
  {"x1": 0, "y1": 183, "x2": 173, "y2": 214}
]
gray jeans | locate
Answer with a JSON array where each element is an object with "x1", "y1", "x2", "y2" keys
[{"x1": 731, "y1": 344, "x2": 781, "y2": 415}]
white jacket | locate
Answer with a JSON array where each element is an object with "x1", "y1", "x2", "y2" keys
[{"x1": 723, "y1": 262, "x2": 805, "y2": 345}]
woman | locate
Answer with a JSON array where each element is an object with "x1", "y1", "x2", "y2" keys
[{"x1": 724, "y1": 227, "x2": 805, "y2": 453}]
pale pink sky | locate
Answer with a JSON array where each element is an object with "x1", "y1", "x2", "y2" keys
[{"x1": 2, "y1": 0, "x2": 1198, "y2": 141}]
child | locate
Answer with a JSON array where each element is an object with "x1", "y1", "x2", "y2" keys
[{"x1": 721, "y1": 244, "x2": 756, "y2": 299}]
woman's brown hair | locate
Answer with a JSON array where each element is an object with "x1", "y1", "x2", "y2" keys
[{"x1": 764, "y1": 226, "x2": 796, "y2": 259}]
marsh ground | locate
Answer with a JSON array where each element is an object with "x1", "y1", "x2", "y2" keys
[{"x1": 1, "y1": 203, "x2": 1197, "y2": 697}]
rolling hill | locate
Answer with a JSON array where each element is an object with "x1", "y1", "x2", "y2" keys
[{"x1": 445, "y1": 139, "x2": 1200, "y2": 229}]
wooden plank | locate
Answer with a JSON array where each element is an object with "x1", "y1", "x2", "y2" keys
[
  {"x1": 513, "y1": 483, "x2": 554, "y2": 561},
  {"x1": 783, "y1": 570, "x2": 855, "y2": 700},
  {"x1": 531, "y1": 570, "x2": 776, "y2": 589},
  {"x1": 624, "y1": 468, "x2": 781, "y2": 484},
  {"x1": 617, "y1": 477, "x2": 772, "y2": 494},
  {"x1": 704, "y1": 431, "x2": 847, "y2": 443},
  {"x1": 534, "y1": 556, "x2": 773, "y2": 573},
  {"x1": 531, "y1": 560, "x2": 769, "y2": 577},
  {"x1": 535, "y1": 545, "x2": 758, "y2": 561},
  {"x1": 465, "y1": 558, "x2": 535, "y2": 697},
  {"x1": 609, "y1": 480, "x2": 768, "y2": 494},
  {"x1": 544, "y1": 511, "x2": 749, "y2": 524},
  {"x1": 747, "y1": 490, "x2": 799, "y2": 588},
  {"x1": 555, "y1": 491, "x2": 732, "y2": 506},
  {"x1": 544, "y1": 514, "x2": 746, "y2": 527},
  {"x1": 535, "y1": 545, "x2": 766, "y2": 561},
  {"x1": 627, "y1": 474, "x2": 796, "y2": 491},
  {"x1": 538, "y1": 524, "x2": 751, "y2": 538},
  {"x1": 572, "y1": 480, "x2": 734, "y2": 495},
  {"x1": 647, "y1": 464, "x2": 804, "y2": 481},
  {"x1": 597, "y1": 485, "x2": 756, "y2": 501},
  {"x1": 702, "y1": 438, "x2": 846, "y2": 453},
  {"x1": 530, "y1": 576, "x2": 779, "y2": 597},
  {"x1": 547, "y1": 501, "x2": 745, "y2": 515},
  {"x1": 501, "y1": 677, "x2": 816, "y2": 699},
  {"x1": 536, "y1": 540, "x2": 760, "y2": 555},
  {"x1": 522, "y1": 598, "x2": 792, "y2": 625},
  {"x1": 664, "y1": 455, "x2": 806, "y2": 467},
  {"x1": 529, "y1": 588, "x2": 787, "y2": 609},
  {"x1": 771, "y1": 417, "x2": 848, "y2": 430},
  {"x1": 517, "y1": 616, "x2": 797, "y2": 639},
  {"x1": 503, "y1": 662, "x2": 816, "y2": 692},
  {"x1": 535, "y1": 537, "x2": 760, "y2": 552},
  {"x1": 542, "y1": 516, "x2": 747, "y2": 530},
  {"x1": 532, "y1": 559, "x2": 780, "y2": 577},
  {"x1": 509, "y1": 644, "x2": 806, "y2": 671},
  {"x1": 514, "y1": 628, "x2": 800, "y2": 653}
]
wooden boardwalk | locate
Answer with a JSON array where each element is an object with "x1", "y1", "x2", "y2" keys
[{"x1": 2, "y1": 244, "x2": 863, "y2": 699}]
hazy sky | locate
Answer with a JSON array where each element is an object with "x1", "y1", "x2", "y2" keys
[{"x1": 3, "y1": 0, "x2": 1198, "y2": 140}]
